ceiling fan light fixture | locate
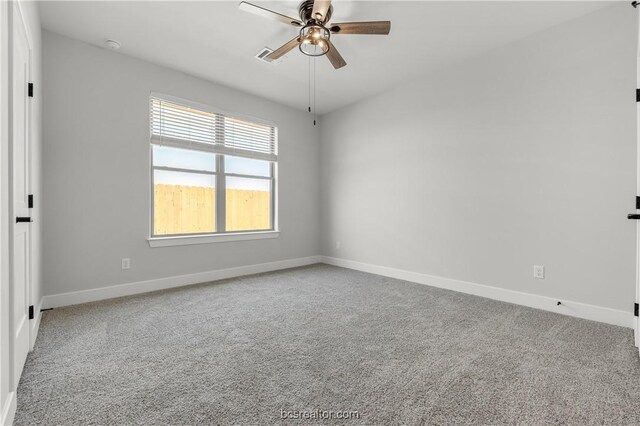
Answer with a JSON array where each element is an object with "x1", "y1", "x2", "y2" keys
[
  {"x1": 239, "y1": 0, "x2": 390, "y2": 69},
  {"x1": 299, "y1": 24, "x2": 330, "y2": 57}
]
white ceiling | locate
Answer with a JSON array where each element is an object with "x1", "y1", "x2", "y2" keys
[{"x1": 39, "y1": 1, "x2": 614, "y2": 114}]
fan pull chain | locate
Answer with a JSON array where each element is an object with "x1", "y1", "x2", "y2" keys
[
  {"x1": 306, "y1": 57, "x2": 317, "y2": 126},
  {"x1": 308, "y1": 55, "x2": 311, "y2": 114}
]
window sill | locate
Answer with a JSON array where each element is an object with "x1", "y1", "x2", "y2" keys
[{"x1": 148, "y1": 231, "x2": 279, "y2": 247}]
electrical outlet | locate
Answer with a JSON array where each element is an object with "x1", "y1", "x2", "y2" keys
[
  {"x1": 336, "y1": 241, "x2": 341, "y2": 250},
  {"x1": 533, "y1": 265, "x2": 544, "y2": 279},
  {"x1": 122, "y1": 258, "x2": 131, "y2": 270}
]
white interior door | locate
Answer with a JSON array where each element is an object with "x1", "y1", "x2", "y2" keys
[{"x1": 10, "y1": 3, "x2": 30, "y2": 383}]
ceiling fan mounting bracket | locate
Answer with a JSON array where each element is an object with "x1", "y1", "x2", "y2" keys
[{"x1": 298, "y1": 0, "x2": 333, "y2": 24}]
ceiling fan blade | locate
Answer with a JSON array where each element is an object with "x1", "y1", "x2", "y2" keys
[
  {"x1": 330, "y1": 21, "x2": 391, "y2": 35},
  {"x1": 266, "y1": 36, "x2": 301, "y2": 61},
  {"x1": 312, "y1": 0, "x2": 332, "y2": 22},
  {"x1": 326, "y1": 40, "x2": 346, "y2": 69},
  {"x1": 239, "y1": 1, "x2": 303, "y2": 27}
]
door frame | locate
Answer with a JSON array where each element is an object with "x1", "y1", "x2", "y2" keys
[
  {"x1": 636, "y1": 9, "x2": 640, "y2": 352},
  {"x1": 7, "y1": 0, "x2": 32, "y2": 391}
]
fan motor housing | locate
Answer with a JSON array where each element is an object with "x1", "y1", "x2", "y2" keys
[{"x1": 298, "y1": 0, "x2": 332, "y2": 23}]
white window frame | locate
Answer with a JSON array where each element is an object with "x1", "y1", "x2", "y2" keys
[{"x1": 147, "y1": 93, "x2": 279, "y2": 247}]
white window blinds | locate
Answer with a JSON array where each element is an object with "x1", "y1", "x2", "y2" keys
[{"x1": 150, "y1": 96, "x2": 277, "y2": 161}]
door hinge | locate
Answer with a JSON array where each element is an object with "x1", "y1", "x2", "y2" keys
[
  {"x1": 28, "y1": 305, "x2": 34, "y2": 320},
  {"x1": 635, "y1": 303, "x2": 639, "y2": 317},
  {"x1": 28, "y1": 82, "x2": 33, "y2": 98},
  {"x1": 28, "y1": 194, "x2": 33, "y2": 209},
  {"x1": 637, "y1": 88, "x2": 640, "y2": 102}
]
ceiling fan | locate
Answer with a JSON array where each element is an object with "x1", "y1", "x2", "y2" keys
[{"x1": 239, "y1": 0, "x2": 391, "y2": 69}]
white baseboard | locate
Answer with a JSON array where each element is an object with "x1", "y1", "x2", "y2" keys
[
  {"x1": 43, "y1": 256, "x2": 322, "y2": 309},
  {"x1": 0, "y1": 391, "x2": 15, "y2": 426},
  {"x1": 321, "y1": 256, "x2": 634, "y2": 329},
  {"x1": 29, "y1": 297, "x2": 43, "y2": 351},
  {"x1": 41, "y1": 254, "x2": 633, "y2": 329}
]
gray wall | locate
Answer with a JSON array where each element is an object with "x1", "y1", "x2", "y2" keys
[
  {"x1": 43, "y1": 4, "x2": 638, "y2": 314},
  {"x1": 320, "y1": 4, "x2": 637, "y2": 311},
  {"x1": 42, "y1": 31, "x2": 320, "y2": 296}
]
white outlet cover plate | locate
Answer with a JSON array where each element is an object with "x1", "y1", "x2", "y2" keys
[{"x1": 533, "y1": 265, "x2": 544, "y2": 279}]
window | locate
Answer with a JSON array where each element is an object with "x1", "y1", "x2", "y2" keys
[{"x1": 150, "y1": 95, "x2": 277, "y2": 239}]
